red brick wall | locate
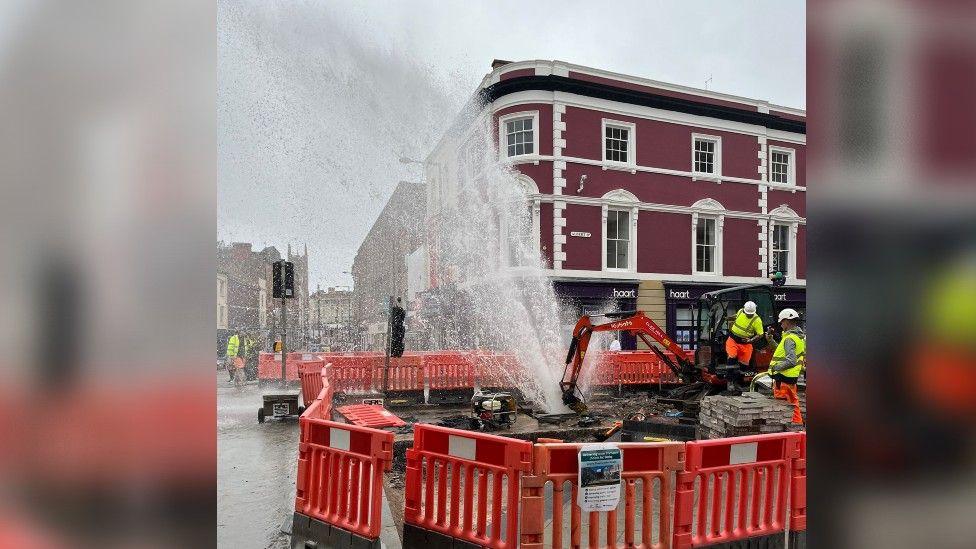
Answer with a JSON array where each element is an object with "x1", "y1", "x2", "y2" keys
[
  {"x1": 636, "y1": 211, "x2": 692, "y2": 274},
  {"x1": 562, "y1": 204, "x2": 602, "y2": 271},
  {"x1": 723, "y1": 218, "x2": 760, "y2": 277}
]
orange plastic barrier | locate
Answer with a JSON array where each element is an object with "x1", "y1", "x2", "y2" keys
[
  {"x1": 384, "y1": 355, "x2": 425, "y2": 392},
  {"x1": 790, "y1": 432, "x2": 807, "y2": 534},
  {"x1": 475, "y1": 352, "x2": 525, "y2": 389},
  {"x1": 404, "y1": 424, "x2": 533, "y2": 548},
  {"x1": 326, "y1": 355, "x2": 378, "y2": 393},
  {"x1": 297, "y1": 360, "x2": 327, "y2": 407},
  {"x1": 337, "y1": 404, "x2": 406, "y2": 428},
  {"x1": 424, "y1": 353, "x2": 477, "y2": 389},
  {"x1": 257, "y1": 351, "x2": 301, "y2": 382},
  {"x1": 293, "y1": 415, "x2": 392, "y2": 544},
  {"x1": 520, "y1": 441, "x2": 684, "y2": 549},
  {"x1": 300, "y1": 369, "x2": 334, "y2": 424},
  {"x1": 673, "y1": 432, "x2": 802, "y2": 548}
]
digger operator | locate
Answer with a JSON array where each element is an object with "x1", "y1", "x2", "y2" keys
[
  {"x1": 725, "y1": 300, "x2": 764, "y2": 389},
  {"x1": 768, "y1": 308, "x2": 805, "y2": 424}
]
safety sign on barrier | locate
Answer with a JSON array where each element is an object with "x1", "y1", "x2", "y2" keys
[{"x1": 577, "y1": 444, "x2": 622, "y2": 512}]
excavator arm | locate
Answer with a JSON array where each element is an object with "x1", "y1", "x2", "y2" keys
[{"x1": 559, "y1": 311, "x2": 697, "y2": 414}]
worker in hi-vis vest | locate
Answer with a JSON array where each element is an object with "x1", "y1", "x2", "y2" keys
[
  {"x1": 725, "y1": 301, "x2": 764, "y2": 374},
  {"x1": 768, "y1": 308, "x2": 806, "y2": 424}
]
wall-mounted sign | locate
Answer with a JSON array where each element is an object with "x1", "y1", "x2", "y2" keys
[
  {"x1": 612, "y1": 289, "x2": 637, "y2": 299},
  {"x1": 570, "y1": 231, "x2": 591, "y2": 238}
]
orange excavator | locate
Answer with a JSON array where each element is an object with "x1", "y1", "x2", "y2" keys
[{"x1": 560, "y1": 283, "x2": 780, "y2": 414}]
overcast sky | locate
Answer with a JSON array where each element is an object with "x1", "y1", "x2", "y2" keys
[{"x1": 218, "y1": 0, "x2": 805, "y2": 289}]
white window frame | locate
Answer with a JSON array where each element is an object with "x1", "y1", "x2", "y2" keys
[
  {"x1": 770, "y1": 223, "x2": 795, "y2": 278},
  {"x1": 691, "y1": 133, "x2": 722, "y2": 179},
  {"x1": 690, "y1": 198, "x2": 725, "y2": 276},
  {"x1": 767, "y1": 205, "x2": 801, "y2": 282},
  {"x1": 498, "y1": 111, "x2": 540, "y2": 161},
  {"x1": 768, "y1": 145, "x2": 796, "y2": 186},
  {"x1": 601, "y1": 118, "x2": 636, "y2": 168},
  {"x1": 694, "y1": 216, "x2": 719, "y2": 274},
  {"x1": 600, "y1": 189, "x2": 640, "y2": 273}
]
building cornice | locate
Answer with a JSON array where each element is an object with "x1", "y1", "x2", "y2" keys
[{"x1": 482, "y1": 74, "x2": 805, "y2": 134}]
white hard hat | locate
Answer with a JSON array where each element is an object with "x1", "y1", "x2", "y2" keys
[
  {"x1": 743, "y1": 301, "x2": 757, "y2": 315},
  {"x1": 778, "y1": 308, "x2": 800, "y2": 321}
]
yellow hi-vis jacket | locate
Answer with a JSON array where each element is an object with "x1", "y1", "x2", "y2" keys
[
  {"x1": 730, "y1": 309, "x2": 763, "y2": 340},
  {"x1": 226, "y1": 334, "x2": 240, "y2": 357},
  {"x1": 769, "y1": 329, "x2": 806, "y2": 380}
]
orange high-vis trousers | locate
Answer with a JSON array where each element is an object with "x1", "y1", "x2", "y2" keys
[
  {"x1": 725, "y1": 336, "x2": 754, "y2": 366},
  {"x1": 773, "y1": 380, "x2": 803, "y2": 424}
]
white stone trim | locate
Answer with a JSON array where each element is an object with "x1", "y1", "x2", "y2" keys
[
  {"x1": 525, "y1": 192, "x2": 806, "y2": 224},
  {"x1": 482, "y1": 60, "x2": 806, "y2": 117},
  {"x1": 542, "y1": 268, "x2": 805, "y2": 286},
  {"x1": 489, "y1": 90, "x2": 806, "y2": 144},
  {"x1": 542, "y1": 152, "x2": 805, "y2": 191}
]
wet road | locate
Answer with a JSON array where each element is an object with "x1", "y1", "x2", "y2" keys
[{"x1": 217, "y1": 372, "x2": 297, "y2": 548}]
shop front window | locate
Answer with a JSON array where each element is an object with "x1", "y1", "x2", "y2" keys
[{"x1": 675, "y1": 305, "x2": 698, "y2": 350}]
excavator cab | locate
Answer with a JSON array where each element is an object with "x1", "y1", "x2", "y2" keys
[{"x1": 695, "y1": 284, "x2": 777, "y2": 375}]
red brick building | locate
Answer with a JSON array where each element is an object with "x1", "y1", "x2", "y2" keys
[{"x1": 423, "y1": 60, "x2": 805, "y2": 349}]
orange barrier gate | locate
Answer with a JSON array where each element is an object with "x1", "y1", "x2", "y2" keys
[
  {"x1": 297, "y1": 360, "x2": 327, "y2": 407},
  {"x1": 382, "y1": 355, "x2": 425, "y2": 406},
  {"x1": 403, "y1": 424, "x2": 533, "y2": 548},
  {"x1": 789, "y1": 431, "x2": 807, "y2": 547},
  {"x1": 520, "y1": 440, "x2": 684, "y2": 549},
  {"x1": 292, "y1": 399, "x2": 393, "y2": 549},
  {"x1": 257, "y1": 352, "x2": 301, "y2": 386},
  {"x1": 673, "y1": 432, "x2": 802, "y2": 548},
  {"x1": 424, "y1": 353, "x2": 476, "y2": 405},
  {"x1": 326, "y1": 355, "x2": 377, "y2": 394}
]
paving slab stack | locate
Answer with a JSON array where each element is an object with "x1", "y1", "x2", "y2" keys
[{"x1": 697, "y1": 392, "x2": 802, "y2": 439}]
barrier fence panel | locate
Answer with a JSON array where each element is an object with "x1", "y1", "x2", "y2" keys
[
  {"x1": 585, "y1": 352, "x2": 618, "y2": 388},
  {"x1": 257, "y1": 352, "x2": 301, "y2": 383},
  {"x1": 789, "y1": 432, "x2": 807, "y2": 548},
  {"x1": 382, "y1": 355, "x2": 425, "y2": 406},
  {"x1": 297, "y1": 360, "x2": 327, "y2": 407},
  {"x1": 293, "y1": 415, "x2": 393, "y2": 547},
  {"x1": 520, "y1": 441, "x2": 684, "y2": 549},
  {"x1": 326, "y1": 355, "x2": 376, "y2": 394},
  {"x1": 673, "y1": 432, "x2": 802, "y2": 548},
  {"x1": 424, "y1": 353, "x2": 476, "y2": 404},
  {"x1": 404, "y1": 424, "x2": 533, "y2": 549}
]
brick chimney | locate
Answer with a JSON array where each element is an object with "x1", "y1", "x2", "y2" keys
[{"x1": 491, "y1": 59, "x2": 513, "y2": 70}]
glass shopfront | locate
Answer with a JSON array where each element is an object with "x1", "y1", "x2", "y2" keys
[
  {"x1": 664, "y1": 283, "x2": 806, "y2": 350},
  {"x1": 553, "y1": 281, "x2": 640, "y2": 350}
]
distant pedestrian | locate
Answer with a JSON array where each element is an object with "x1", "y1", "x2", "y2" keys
[{"x1": 225, "y1": 329, "x2": 241, "y2": 382}]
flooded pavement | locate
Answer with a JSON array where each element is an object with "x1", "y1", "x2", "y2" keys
[{"x1": 217, "y1": 371, "x2": 297, "y2": 549}]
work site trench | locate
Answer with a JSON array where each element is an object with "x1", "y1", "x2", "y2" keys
[
  {"x1": 289, "y1": 376, "x2": 806, "y2": 548},
  {"x1": 369, "y1": 384, "x2": 803, "y2": 545}
]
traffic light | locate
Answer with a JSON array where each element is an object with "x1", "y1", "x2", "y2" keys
[
  {"x1": 390, "y1": 300, "x2": 406, "y2": 358},
  {"x1": 272, "y1": 260, "x2": 294, "y2": 298}
]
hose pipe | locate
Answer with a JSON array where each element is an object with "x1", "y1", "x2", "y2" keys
[{"x1": 750, "y1": 371, "x2": 772, "y2": 392}]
